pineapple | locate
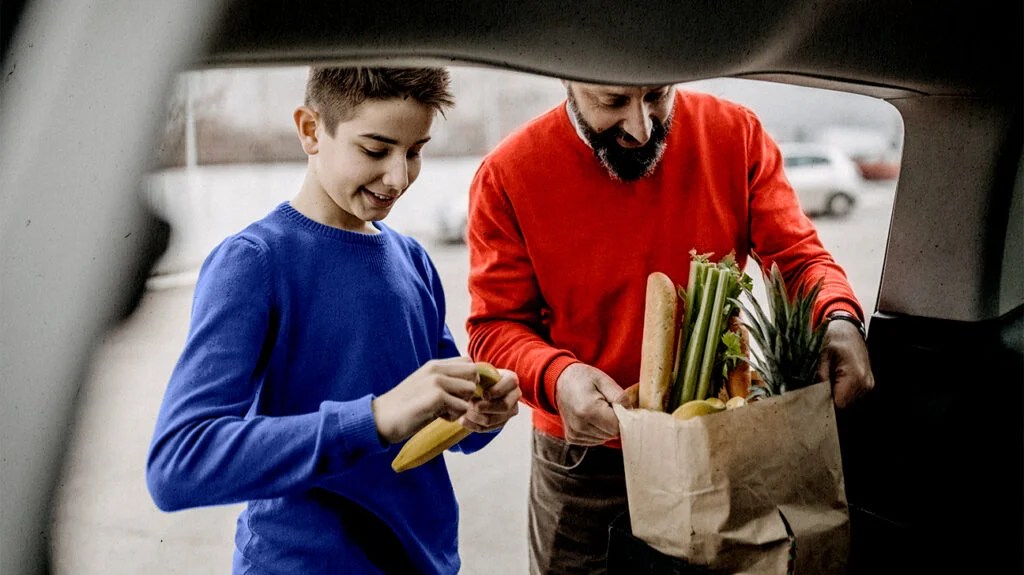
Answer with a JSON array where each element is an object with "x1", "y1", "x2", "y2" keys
[{"x1": 738, "y1": 262, "x2": 826, "y2": 400}]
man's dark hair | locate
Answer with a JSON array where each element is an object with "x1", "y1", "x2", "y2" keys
[{"x1": 305, "y1": 66, "x2": 454, "y2": 135}]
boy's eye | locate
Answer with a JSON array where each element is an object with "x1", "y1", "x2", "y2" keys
[
  {"x1": 362, "y1": 147, "x2": 388, "y2": 159},
  {"x1": 407, "y1": 146, "x2": 424, "y2": 159}
]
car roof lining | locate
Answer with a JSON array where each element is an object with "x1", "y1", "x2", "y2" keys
[{"x1": 200, "y1": 0, "x2": 1020, "y2": 101}]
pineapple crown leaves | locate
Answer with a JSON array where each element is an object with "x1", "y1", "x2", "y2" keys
[{"x1": 734, "y1": 263, "x2": 827, "y2": 396}]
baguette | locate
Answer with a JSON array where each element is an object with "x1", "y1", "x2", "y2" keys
[{"x1": 638, "y1": 272, "x2": 678, "y2": 411}]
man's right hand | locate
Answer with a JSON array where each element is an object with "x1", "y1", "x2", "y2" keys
[{"x1": 554, "y1": 363, "x2": 630, "y2": 446}]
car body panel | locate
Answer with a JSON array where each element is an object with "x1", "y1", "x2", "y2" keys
[{"x1": 2, "y1": 1, "x2": 1020, "y2": 574}]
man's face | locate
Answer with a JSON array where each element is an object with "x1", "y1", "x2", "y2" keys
[{"x1": 565, "y1": 82, "x2": 674, "y2": 181}]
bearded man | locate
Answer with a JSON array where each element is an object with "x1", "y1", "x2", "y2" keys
[{"x1": 465, "y1": 81, "x2": 874, "y2": 574}]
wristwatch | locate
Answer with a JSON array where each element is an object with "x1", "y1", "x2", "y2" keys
[{"x1": 826, "y1": 310, "x2": 866, "y2": 340}]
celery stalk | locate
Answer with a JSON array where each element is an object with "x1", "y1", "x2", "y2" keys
[
  {"x1": 694, "y1": 267, "x2": 731, "y2": 401},
  {"x1": 678, "y1": 267, "x2": 718, "y2": 404},
  {"x1": 668, "y1": 260, "x2": 702, "y2": 410}
]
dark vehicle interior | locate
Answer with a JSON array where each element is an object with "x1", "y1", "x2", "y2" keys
[{"x1": 2, "y1": 1, "x2": 1020, "y2": 574}]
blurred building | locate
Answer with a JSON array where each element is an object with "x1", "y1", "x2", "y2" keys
[{"x1": 153, "y1": 66, "x2": 902, "y2": 169}]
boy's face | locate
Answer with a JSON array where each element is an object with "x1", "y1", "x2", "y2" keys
[{"x1": 307, "y1": 98, "x2": 435, "y2": 232}]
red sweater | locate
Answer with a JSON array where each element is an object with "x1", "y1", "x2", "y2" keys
[{"x1": 466, "y1": 89, "x2": 862, "y2": 443}]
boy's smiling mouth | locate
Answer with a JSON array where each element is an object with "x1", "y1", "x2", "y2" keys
[{"x1": 364, "y1": 187, "x2": 399, "y2": 208}]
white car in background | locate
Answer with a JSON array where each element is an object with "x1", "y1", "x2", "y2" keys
[{"x1": 780, "y1": 142, "x2": 864, "y2": 217}]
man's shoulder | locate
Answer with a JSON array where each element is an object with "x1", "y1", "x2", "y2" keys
[
  {"x1": 675, "y1": 88, "x2": 758, "y2": 123},
  {"x1": 485, "y1": 102, "x2": 568, "y2": 162}
]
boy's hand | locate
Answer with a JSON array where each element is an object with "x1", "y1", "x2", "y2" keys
[
  {"x1": 459, "y1": 369, "x2": 521, "y2": 432},
  {"x1": 373, "y1": 357, "x2": 480, "y2": 444}
]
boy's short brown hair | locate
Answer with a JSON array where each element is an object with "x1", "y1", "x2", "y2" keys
[{"x1": 305, "y1": 66, "x2": 454, "y2": 135}]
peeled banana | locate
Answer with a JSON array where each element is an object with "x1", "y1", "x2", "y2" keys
[{"x1": 391, "y1": 362, "x2": 502, "y2": 473}]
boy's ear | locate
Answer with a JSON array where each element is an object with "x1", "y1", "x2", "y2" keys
[{"x1": 294, "y1": 106, "x2": 320, "y2": 155}]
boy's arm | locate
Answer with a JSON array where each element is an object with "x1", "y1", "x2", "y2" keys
[
  {"x1": 146, "y1": 238, "x2": 386, "y2": 512},
  {"x1": 465, "y1": 161, "x2": 577, "y2": 416}
]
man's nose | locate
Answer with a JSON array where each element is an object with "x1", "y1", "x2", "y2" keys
[
  {"x1": 620, "y1": 102, "x2": 654, "y2": 147},
  {"x1": 382, "y1": 156, "x2": 409, "y2": 191}
]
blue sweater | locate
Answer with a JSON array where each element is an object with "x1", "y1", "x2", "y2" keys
[{"x1": 146, "y1": 202, "x2": 497, "y2": 574}]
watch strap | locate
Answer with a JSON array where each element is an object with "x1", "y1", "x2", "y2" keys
[{"x1": 826, "y1": 310, "x2": 866, "y2": 339}]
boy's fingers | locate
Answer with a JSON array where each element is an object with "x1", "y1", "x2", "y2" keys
[
  {"x1": 439, "y1": 373, "x2": 479, "y2": 400},
  {"x1": 435, "y1": 358, "x2": 479, "y2": 381},
  {"x1": 472, "y1": 386, "x2": 522, "y2": 414},
  {"x1": 436, "y1": 395, "x2": 471, "y2": 421},
  {"x1": 462, "y1": 402, "x2": 519, "y2": 430},
  {"x1": 481, "y1": 370, "x2": 519, "y2": 399}
]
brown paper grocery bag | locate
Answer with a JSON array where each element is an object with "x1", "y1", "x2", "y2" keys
[{"x1": 614, "y1": 383, "x2": 849, "y2": 574}]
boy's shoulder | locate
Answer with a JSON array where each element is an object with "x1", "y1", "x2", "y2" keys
[
  {"x1": 232, "y1": 201, "x2": 333, "y2": 247},
  {"x1": 375, "y1": 222, "x2": 431, "y2": 261},
  {"x1": 200, "y1": 203, "x2": 296, "y2": 268}
]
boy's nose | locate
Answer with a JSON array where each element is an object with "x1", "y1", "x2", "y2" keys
[{"x1": 382, "y1": 157, "x2": 409, "y2": 191}]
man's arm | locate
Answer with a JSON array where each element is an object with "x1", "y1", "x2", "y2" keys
[
  {"x1": 744, "y1": 111, "x2": 875, "y2": 406},
  {"x1": 465, "y1": 160, "x2": 575, "y2": 413}
]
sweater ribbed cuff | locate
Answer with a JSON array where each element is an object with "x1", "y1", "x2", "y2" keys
[
  {"x1": 540, "y1": 355, "x2": 580, "y2": 414},
  {"x1": 332, "y1": 394, "x2": 388, "y2": 456}
]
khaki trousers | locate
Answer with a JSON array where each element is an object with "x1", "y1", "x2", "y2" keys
[{"x1": 528, "y1": 429, "x2": 627, "y2": 575}]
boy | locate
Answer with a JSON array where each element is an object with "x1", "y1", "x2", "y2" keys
[{"x1": 146, "y1": 66, "x2": 521, "y2": 574}]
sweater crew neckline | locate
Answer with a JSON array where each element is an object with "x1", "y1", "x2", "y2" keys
[{"x1": 277, "y1": 202, "x2": 390, "y2": 245}]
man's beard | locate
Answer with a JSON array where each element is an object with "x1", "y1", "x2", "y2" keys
[{"x1": 567, "y1": 92, "x2": 672, "y2": 182}]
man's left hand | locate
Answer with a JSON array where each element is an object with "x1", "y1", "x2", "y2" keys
[{"x1": 817, "y1": 320, "x2": 875, "y2": 408}]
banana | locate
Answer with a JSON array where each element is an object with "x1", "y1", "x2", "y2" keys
[
  {"x1": 705, "y1": 397, "x2": 726, "y2": 410},
  {"x1": 391, "y1": 362, "x2": 502, "y2": 473},
  {"x1": 671, "y1": 398, "x2": 727, "y2": 421},
  {"x1": 725, "y1": 396, "x2": 747, "y2": 409}
]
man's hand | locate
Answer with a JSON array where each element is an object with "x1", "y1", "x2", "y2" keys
[
  {"x1": 554, "y1": 363, "x2": 630, "y2": 446},
  {"x1": 817, "y1": 320, "x2": 875, "y2": 408}
]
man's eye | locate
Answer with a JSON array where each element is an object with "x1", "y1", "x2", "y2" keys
[
  {"x1": 645, "y1": 91, "x2": 670, "y2": 103},
  {"x1": 407, "y1": 148, "x2": 423, "y2": 159},
  {"x1": 362, "y1": 148, "x2": 388, "y2": 158},
  {"x1": 601, "y1": 98, "x2": 628, "y2": 109}
]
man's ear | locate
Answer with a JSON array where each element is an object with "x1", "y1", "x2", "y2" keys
[{"x1": 294, "y1": 106, "x2": 320, "y2": 155}]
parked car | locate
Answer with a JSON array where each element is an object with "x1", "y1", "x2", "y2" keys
[
  {"x1": 853, "y1": 154, "x2": 901, "y2": 181},
  {"x1": 425, "y1": 157, "x2": 481, "y2": 245},
  {"x1": 780, "y1": 142, "x2": 863, "y2": 217},
  {"x1": 436, "y1": 194, "x2": 469, "y2": 244},
  {"x1": 2, "y1": 2, "x2": 1019, "y2": 575}
]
